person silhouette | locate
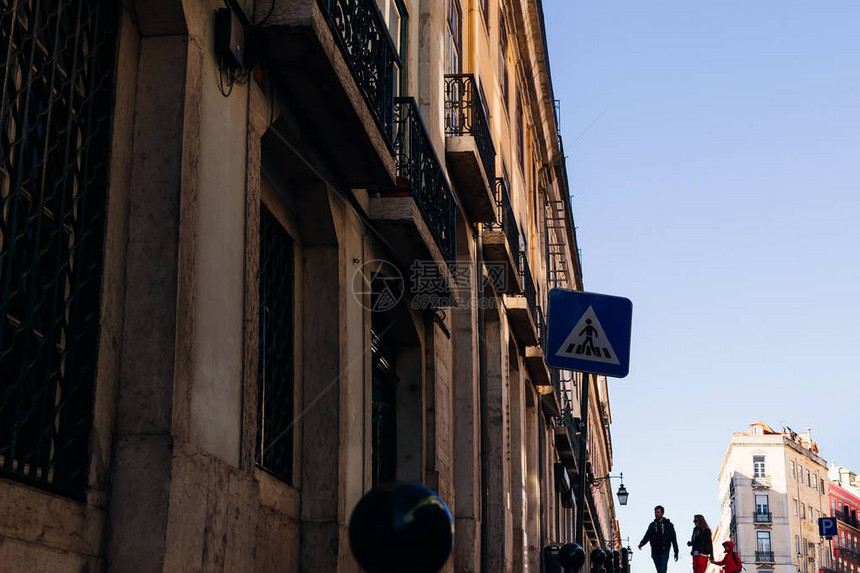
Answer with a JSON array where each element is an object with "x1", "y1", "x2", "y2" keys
[{"x1": 579, "y1": 319, "x2": 599, "y2": 355}]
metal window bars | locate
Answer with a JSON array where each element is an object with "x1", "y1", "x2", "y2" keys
[
  {"x1": 257, "y1": 207, "x2": 296, "y2": 484},
  {"x1": 0, "y1": 0, "x2": 117, "y2": 498}
]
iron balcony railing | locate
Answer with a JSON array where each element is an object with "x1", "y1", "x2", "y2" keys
[
  {"x1": 443, "y1": 74, "x2": 495, "y2": 182},
  {"x1": 536, "y1": 305, "x2": 546, "y2": 348},
  {"x1": 754, "y1": 511, "x2": 773, "y2": 523},
  {"x1": 317, "y1": 0, "x2": 399, "y2": 144},
  {"x1": 392, "y1": 97, "x2": 457, "y2": 266},
  {"x1": 837, "y1": 512, "x2": 860, "y2": 529},
  {"x1": 755, "y1": 551, "x2": 775, "y2": 563},
  {"x1": 488, "y1": 178, "x2": 519, "y2": 262},
  {"x1": 519, "y1": 250, "x2": 538, "y2": 326},
  {"x1": 752, "y1": 475, "x2": 771, "y2": 487},
  {"x1": 838, "y1": 547, "x2": 860, "y2": 561}
]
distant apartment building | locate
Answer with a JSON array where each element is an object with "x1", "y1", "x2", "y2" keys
[
  {"x1": 717, "y1": 422, "x2": 831, "y2": 573},
  {"x1": 828, "y1": 466, "x2": 860, "y2": 573}
]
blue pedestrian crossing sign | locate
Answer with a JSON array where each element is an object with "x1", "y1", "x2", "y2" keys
[
  {"x1": 545, "y1": 289, "x2": 633, "y2": 378},
  {"x1": 819, "y1": 517, "x2": 838, "y2": 537}
]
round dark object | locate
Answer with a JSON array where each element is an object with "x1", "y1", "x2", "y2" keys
[
  {"x1": 558, "y1": 542, "x2": 586, "y2": 570},
  {"x1": 348, "y1": 483, "x2": 454, "y2": 573},
  {"x1": 590, "y1": 548, "x2": 607, "y2": 565}
]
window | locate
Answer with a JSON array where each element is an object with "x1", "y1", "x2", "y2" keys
[
  {"x1": 498, "y1": 12, "x2": 508, "y2": 113},
  {"x1": 445, "y1": 0, "x2": 462, "y2": 74},
  {"x1": 794, "y1": 499, "x2": 799, "y2": 515},
  {"x1": 371, "y1": 322, "x2": 399, "y2": 487},
  {"x1": 754, "y1": 455, "x2": 766, "y2": 477},
  {"x1": 799, "y1": 465, "x2": 804, "y2": 481},
  {"x1": 516, "y1": 91, "x2": 524, "y2": 170},
  {"x1": 791, "y1": 461, "x2": 796, "y2": 479},
  {"x1": 757, "y1": 531, "x2": 772, "y2": 553},
  {"x1": 376, "y1": 0, "x2": 407, "y2": 94},
  {"x1": 813, "y1": 472, "x2": 819, "y2": 491},
  {"x1": 0, "y1": 0, "x2": 119, "y2": 499},
  {"x1": 796, "y1": 535, "x2": 801, "y2": 554},
  {"x1": 821, "y1": 479, "x2": 826, "y2": 494},
  {"x1": 807, "y1": 469, "x2": 811, "y2": 487},
  {"x1": 257, "y1": 206, "x2": 296, "y2": 483},
  {"x1": 756, "y1": 494, "x2": 770, "y2": 514},
  {"x1": 801, "y1": 503, "x2": 806, "y2": 519}
]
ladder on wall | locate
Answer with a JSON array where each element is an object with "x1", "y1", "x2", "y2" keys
[{"x1": 544, "y1": 198, "x2": 570, "y2": 291}]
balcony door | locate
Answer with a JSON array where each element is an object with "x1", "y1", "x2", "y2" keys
[{"x1": 756, "y1": 494, "x2": 770, "y2": 515}]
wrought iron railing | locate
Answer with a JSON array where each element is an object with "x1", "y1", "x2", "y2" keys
[
  {"x1": 754, "y1": 511, "x2": 772, "y2": 523},
  {"x1": 755, "y1": 551, "x2": 774, "y2": 562},
  {"x1": 318, "y1": 0, "x2": 399, "y2": 145},
  {"x1": 519, "y1": 250, "x2": 537, "y2": 323},
  {"x1": 392, "y1": 98, "x2": 457, "y2": 266},
  {"x1": 488, "y1": 178, "x2": 519, "y2": 260},
  {"x1": 752, "y1": 475, "x2": 771, "y2": 487},
  {"x1": 443, "y1": 74, "x2": 495, "y2": 181},
  {"x1": 536, "y1": 305, "x2": 546, "y2": 348},
  {"x1": 837, "y1": 512, "x2": 860, "y2": 529},
  {"x1": 0, "y1": 0, "x2": 119, "y2": 498}
]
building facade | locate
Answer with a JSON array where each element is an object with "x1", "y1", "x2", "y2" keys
[
  {"x1": 716, "y1": 422, "x2": 830, "y2": 573},
  {"x1": 828, "y1": 466, "x2": 860, "y2": 573},
  {"x1": 0, "y1": 0, "x2": 622, "y2": 571}
]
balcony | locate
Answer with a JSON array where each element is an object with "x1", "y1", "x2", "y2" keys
[
  {"x1": 444, "y1": 74, "x2": 496, "y2": 223},
  {"x1": 752, "y1": 475, "x2": 771, "y2": 488},
  {"x1": 524, "y1": 305, "x2": 550, "y2": 387},
  {"x1": 482, "y1": 179, "x2": 520, "y2": 294},
  {"x1": 838, "y1": 547, "x2": 860, "y2": 561},
  {"x1": 756, "y1": 551, "x2": 775, "y2": 563},
  {"x1": 754, "y1": 511, "x2": 773, "y2": 524},
  {"x1": 837, "y1": 512, "x2": 860, "y2": 530},
  {"x1": 256, "y1": 0, "x2": 400, "y2": 188},
  {"x1": 504, "y1": 251, "x2": 540, "y2": 346},
  {"x1": 369, "y1": 98, "x2": 457, "y2": 294}
]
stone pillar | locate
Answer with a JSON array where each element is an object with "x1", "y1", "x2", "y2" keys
[
  {"x1": 299, "y1": 240, "x2": 342, "y2": 573},
  {"x1": 483, "y1": 313, "x2": 512, "y2": 573},
  {"x1": 452, "y1": 301, "x2": 481, "y2": 572},
  {"x1": 509, "y1": 355, "x2": 526, "y2": 572},
  {"x1": 525, "y1": 392, "x2": 543, "y2": 573},
  {"x1": 108, "y1": 28, "x2": 188, "y2": 573}
]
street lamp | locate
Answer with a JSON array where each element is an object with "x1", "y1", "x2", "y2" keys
[{"x1": 590, "y1": 472, "x2": 629, "y2": 506}]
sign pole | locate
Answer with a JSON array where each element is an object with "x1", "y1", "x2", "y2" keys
[{"x1": 575, "y1": 372, "x2": 589, "y2": 546}]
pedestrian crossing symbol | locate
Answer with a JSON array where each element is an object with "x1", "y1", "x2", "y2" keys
[
  {"x1": 545, "y1": 289, "x2": 633, "y2": 377},
  {"x1": 554, "y1": 306, "x2": 620, "y2": 365}
]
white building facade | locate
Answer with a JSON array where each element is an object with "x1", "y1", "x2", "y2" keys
[{"x1": 717, "y1": 422, "x2": 832, "y2": 573}]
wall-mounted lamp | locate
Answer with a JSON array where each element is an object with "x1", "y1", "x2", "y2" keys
[
  {"x1": 590, "y1": 472, "x2": 629, "y2": 505},
  {"x1": 536, "y1": 384, "x2": 554, "y2": 395}
]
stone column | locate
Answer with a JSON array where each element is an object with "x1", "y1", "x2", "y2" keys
[{"x1": 483, "y1": 313, "x2": 512, "y2": 573}]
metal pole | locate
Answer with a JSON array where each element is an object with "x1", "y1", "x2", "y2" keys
[{"x1": 575, "y1": 372, "x2": 590, "y2": 546}]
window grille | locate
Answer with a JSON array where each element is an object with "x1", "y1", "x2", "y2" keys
[
  {"x1": 257, "y1": 206, "x2": 295, "y2": 483},
  {"x1": 0, "y1": 0, "x2": 118, "y2": 498}
]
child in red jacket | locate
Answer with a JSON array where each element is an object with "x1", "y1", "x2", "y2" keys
[{"x1": 711, "y1": 540, "x2": 743, "y2": 573}]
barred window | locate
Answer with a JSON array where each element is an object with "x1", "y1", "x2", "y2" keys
[
  {"x1": 0, "y1": 0, "x2": 118, "y2": 497},
  {"x1": 257, "y1": 206, "x2": 295, "y2": 483}
]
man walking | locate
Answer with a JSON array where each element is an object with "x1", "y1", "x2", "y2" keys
[{"x1": 638, "y1": 505, "x2": 679, "y2": 573}]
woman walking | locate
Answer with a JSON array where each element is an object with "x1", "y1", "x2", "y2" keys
[{"x1": 688, "y1": 514, "x2": 714, "y2": 573}]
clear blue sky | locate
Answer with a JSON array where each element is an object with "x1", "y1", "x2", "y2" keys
[{"x1": 544, "y1": 2, "x2": 860, "y2": 570}]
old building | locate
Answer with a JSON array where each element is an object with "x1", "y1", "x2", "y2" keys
[
  {"x1": 716, "y1": 422, "x2": 830, "y2": 573},
  {"x1": 828, "y1": 466, "x2": 860, "y2": 573},
  {"x1": 0, "y1": 0, "x2": 622, "y2": 571}
]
